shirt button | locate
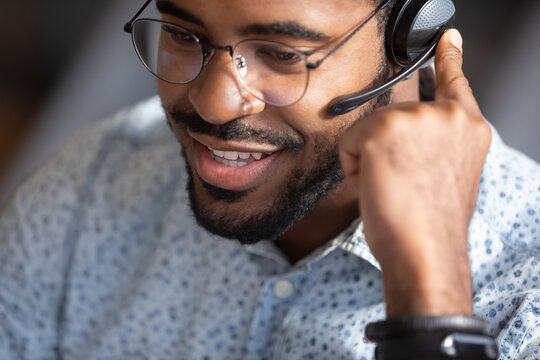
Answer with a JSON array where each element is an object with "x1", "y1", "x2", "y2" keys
[{"x1": 273, "y1": 279, "x2": 294, "y2": 299}]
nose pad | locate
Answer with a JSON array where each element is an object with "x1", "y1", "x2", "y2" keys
[{"x1": 188, "y1": 53, "x2": 265, "y2": 125}]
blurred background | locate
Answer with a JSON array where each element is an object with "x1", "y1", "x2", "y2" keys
[{"x1": 1, "y1": 0, "x2": 539, "y2": 207}]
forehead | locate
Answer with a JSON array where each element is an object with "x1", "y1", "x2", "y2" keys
[{"x1": 163, "y1": 0, "x2": 372, "y2": 40}]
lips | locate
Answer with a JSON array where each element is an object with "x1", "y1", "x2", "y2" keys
[{"x1": 189, "y1": 132, "x2": 282, "y2": 191}]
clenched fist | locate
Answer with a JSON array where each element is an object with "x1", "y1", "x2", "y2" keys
[{"x1": 339, "y1": 29, "x2": 491, "y2": 318}]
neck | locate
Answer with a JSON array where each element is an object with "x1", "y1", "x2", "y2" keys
[
  {"x1": 275, "y1": 181, "x2": 359, "y2": 264},
  {"x1": 275, "y1": 73, "x2": 420, "y2": 264}
]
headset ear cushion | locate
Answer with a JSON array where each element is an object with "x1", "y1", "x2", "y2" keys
[
  {"x1": 385, "y1": 0, "x2": 455, "y2": 67},
  {"x1": 385, "y1": 0, "x2": 411, "y2": 66}
]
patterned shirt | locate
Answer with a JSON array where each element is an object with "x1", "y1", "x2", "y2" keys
[{"x1": 0, "y1": 96, "x2": 539, "y2": 360}]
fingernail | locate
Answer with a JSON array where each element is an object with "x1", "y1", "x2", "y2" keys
[{"x1": 447, "y1": 29, "x2": 463, "y2": 52}]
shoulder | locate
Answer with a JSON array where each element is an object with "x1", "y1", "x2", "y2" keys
[
  {"x1": 9, "y1": 96, "x2": 177, "y2": 206},
  {"x1": 1, "y1": 96, "x2": 185, "y2": 261}
]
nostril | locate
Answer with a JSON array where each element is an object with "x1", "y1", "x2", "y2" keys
[{"x1": 188, "y1": 77, "x2": 246, "y2": 125}]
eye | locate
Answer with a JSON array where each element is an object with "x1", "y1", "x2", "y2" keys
[
  {"x1": 257, "y1": 46, "x2": 302, "y2": 65},
  {"x1": 274, "y1": 51, "x2": 297, "y2": 61},
  {"x1": 161, "y1": 25, "x2": 198, "y2": 45}
]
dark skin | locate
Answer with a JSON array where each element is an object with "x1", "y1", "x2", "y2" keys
[
  {"x1": 340, "y1": 31, "x2": 490, "y2": 316},
  {"x1": 274, "y1": 182, "x2": 360, "y2": 264},
  {"x1": 159, "y1": 0, "x2": 491, "y2": 318}
]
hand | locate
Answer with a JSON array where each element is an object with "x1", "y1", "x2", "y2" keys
[{"x1": 338, "y1": 29, "x2": 491, "y2": 317}]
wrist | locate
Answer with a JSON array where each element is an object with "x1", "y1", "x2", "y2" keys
[{"x1": 382, "y1": 257, "x2": 472, "y2": 317}]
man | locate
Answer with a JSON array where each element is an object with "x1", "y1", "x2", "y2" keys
[{"x1": 0, "y1": 0, "x2": 538, "y2": 359}]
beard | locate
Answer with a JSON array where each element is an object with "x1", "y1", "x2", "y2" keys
[
  {"x1": 168, "y1": 68, "x2": 393, "y2": 244},
  {"x1": 183, "y1": 136, "x2": 344, "y2": 244}
]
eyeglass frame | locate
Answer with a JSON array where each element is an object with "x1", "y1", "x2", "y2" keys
[{"x1": 124, "y1": 0, "x2": 392, "y2": 104}]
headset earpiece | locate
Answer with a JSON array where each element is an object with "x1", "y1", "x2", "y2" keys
[
  {"x1": 386, "y1": 0, "x2": 456, "y2": 67},
  {"x1": 328, "y1": 0, "x2": 455, "y2": 115}
]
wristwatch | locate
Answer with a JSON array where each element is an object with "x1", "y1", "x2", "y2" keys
[{"x1": 365, "y1": 316, "x2": 499, "y2": 360}]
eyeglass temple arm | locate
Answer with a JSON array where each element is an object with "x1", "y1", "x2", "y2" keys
[
  {"x1": 124, "y1": 0, "x2": 153, "y2": 33},
  {"x1": 306, "y1": 0, "x2": 392, "y2": 70}
]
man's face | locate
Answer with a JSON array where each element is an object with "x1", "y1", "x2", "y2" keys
[{"x1": 158, "y1": 0, "x2": 390, "y2": 243}]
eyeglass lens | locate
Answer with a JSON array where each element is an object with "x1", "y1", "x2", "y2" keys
[{"x1": 131, "y1": 19, "x2": 310, "y2": 106}]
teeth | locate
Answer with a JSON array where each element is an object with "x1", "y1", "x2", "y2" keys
[
  {"x1": 212, "y1": 156, "x2": 249, "y2": 167},
  {"x1": 209, "y1": 147, "x2": 266, "y2": 161},
  {"x1": 213, "y1": 149, "x2": 225, "y2": 157},
  {"x1": 208, "y1": 147, "x2": 271, "y2": 163},
  {"x1": 222, "y1": 151, "x2": 237, "y2": 160}
]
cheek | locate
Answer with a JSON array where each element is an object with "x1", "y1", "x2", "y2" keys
[
  {"x1": 271, "y1": 104, "x2": 356, "y2": 161},
  {"x1": 158, "y1": 80, "x2": 191, "y2": 110},
  {"x1": 301, "y1": 27, "x2": 385, "y2": 115},
  {"x1": 314, "y1": 52, "x2": 381, "y2": 99}
]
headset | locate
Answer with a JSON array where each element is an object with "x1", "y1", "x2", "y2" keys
[{"x1": 328, "y1": 0, "x2": 456, "y2": 115}]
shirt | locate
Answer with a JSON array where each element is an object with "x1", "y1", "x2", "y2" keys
[{"x1": 0, "y1": 96, "x2": 539, "y2": 360}]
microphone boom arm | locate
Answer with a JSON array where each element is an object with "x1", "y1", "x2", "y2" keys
[{"x1": 328, "y1": 28, "x2": 446, "y2": 115}]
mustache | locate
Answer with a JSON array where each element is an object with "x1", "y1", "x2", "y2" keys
[{"x1": 168, "y1": 107, "x2": 304, "y2": 150}]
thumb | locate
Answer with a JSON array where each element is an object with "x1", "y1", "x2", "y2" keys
[{"x1": 434, "y1": 29, "x2": 479, "y2": 113}]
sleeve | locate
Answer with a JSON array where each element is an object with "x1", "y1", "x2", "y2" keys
[
  {"x1": 497, "y1": 293, "x2": 540, "y2": 359},
  {"x1": 495, "y1": 150, "x2": 540, "y2": 359},
  {"x1": 474, "y1": 128, "x2": 540, "y2": 359}
]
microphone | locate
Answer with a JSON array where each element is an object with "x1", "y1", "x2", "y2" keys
[{"x1": 328, "y1": 27, "x2": 446, "y2": 116}]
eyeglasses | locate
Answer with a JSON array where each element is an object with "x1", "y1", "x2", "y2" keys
[{"x1": 124, "y1": 0, "x2": 391, "y2": 107}]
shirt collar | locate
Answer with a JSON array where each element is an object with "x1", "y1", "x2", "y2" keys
[
  {"x1": 321, "y1": 219, "x2": 381, "y2": 271},
  {"x1": 243, "y1": 240, "x2": 290, "y2": 267},
  {"x1": 243, "y1": 219, "x2": 382, "y2": 271}
]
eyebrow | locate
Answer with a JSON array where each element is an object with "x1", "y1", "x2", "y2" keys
[
  {"x1": 240, "y1": 22, "x2": 330, "y2": 42},
  {"x1": 155, "y1": 0, "x2": 331, "y2": 42},
  {"x1": 156, "y1": 0, "x2": 204, "y2": 27}
]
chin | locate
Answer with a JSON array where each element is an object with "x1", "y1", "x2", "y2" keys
[{"x1": 183, "y1": 146, "x2": 344, "y2": 244}]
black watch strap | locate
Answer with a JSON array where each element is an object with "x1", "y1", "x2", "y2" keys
[
  {"x1": 366, "y1": 315, "x2": 489, "y2": 341},
  {"x1": 375, "y1": 331, "x2": 498, "y2": 360},
  {"x1": 366, "y1": 316, "x2": 498, "y2": 360}
]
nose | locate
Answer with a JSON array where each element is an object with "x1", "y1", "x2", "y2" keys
[{"x1": 188, "y1": 52, "x2": 265, "y2": 125}]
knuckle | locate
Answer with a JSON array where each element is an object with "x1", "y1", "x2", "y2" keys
[
  {"x1": 377, "y1": 112, "x2": 408, "y2": 136},
  {"x1": 451, "y1": 75, "x2": 471, "y2": 91},
  {"x1": 361, "y1": 137, "x2": 379, "y2": 156},
  {"x1": 440, "y1": 47, "x2": 463, "y2": 65},
  {"x1": 441, "y1": 99, "x2": 467, "y2": 119},
  {"x1": 412, "y1": 102, "x2": 437, "y2": 118},
  {"x1": 437, "y1": 75, "x2": 471, "y2": 97}
]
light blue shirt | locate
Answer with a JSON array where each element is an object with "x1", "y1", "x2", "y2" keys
[{"x1": 1, "y1": 97, "x2": 539, "y2": 360}]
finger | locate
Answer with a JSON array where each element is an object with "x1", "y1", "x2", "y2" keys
[
  {"x1": 338, "y1": 103, "x2": 416, "y2": 187},
  {"x1": 434, "y1": 29, "x2": 480, "y2": 114},
  {"x1": 338, "y1": 121, "x2": 365, "y2": 189}
]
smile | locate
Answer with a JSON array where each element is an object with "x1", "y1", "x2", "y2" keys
[{"x1": 188, "y1": 132, "x2": 283, "y2": 192}]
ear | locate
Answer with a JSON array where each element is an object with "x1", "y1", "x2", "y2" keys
[{"x1": 390, "y1": 61, "x2": 402, "y2": 76}]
